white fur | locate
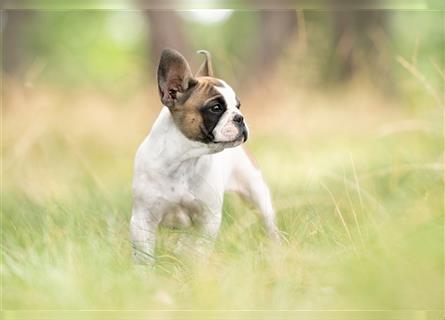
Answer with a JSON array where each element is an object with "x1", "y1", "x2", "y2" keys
[
  {"x1": 212, "y1": 80, "x2": 245, "y2": 142},
  {"x1": 130, "y1": 85, "x2": 279, "y2": 264}
]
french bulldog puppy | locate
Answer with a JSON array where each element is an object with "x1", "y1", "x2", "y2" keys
[{"x1": 131, "y1": 49, "x2": 279, "y2": 263}]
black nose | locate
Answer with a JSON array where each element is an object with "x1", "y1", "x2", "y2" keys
[{"x1": 233, "y1": 114, "x2": 244, "y2": 124}]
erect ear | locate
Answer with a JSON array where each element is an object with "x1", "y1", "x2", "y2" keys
[
  {"x1": 195, "y1": 50, "x2": 214, "y2": 77},
  {"x1": 157, "y1": 48, "x2": 197, "y2": 108}
]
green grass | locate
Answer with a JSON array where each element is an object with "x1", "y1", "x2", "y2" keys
[{"x1": 2, "y1": 87, "x2": 443, "y2": 319}]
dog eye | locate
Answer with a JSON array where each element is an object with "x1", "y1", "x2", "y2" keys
[{"x1": 210, "y1": 104, "x2": 223, "y2": 113}]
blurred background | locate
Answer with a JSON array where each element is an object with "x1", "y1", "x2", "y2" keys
[
  {"x1": 3, "y1": 8, "x2": 443, "y2": 98},
  {"x1": 2, "y1": 4, "x2": 444, "y2": 317}
]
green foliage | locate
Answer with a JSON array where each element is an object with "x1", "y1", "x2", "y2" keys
[{"x1": 21, "y1": 12, "x2": 148, "y2": 91}]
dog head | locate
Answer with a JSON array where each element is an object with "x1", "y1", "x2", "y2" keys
[{"x1": 157, "y1": 48, "x2": 248, "y2": 150}]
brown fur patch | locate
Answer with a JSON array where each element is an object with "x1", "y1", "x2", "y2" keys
[
  {"x1": 198, "y1": 76, "x2": 224, "y2": 87},
  {"x1": 170, "y1": 77, "x2": 224, "y2": 142}
]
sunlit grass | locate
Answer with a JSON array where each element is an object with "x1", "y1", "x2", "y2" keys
[{"x1": 2, "y1": 80, "x2": 443, "y2": 319}]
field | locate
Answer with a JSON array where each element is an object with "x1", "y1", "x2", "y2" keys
[{"x1": 3, "y1": 70, "x2": 443, "y2": 319}]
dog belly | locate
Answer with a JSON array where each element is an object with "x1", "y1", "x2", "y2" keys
[{"x1": 161, "y1": 208, "x2": 193, "y2": 229}]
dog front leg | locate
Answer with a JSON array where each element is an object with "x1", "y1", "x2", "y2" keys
[
  {"x1": 230, "y1": 163, "x2": 281, "y2": 241},
  {"x1": 175, "y1": 208, "x2": 222, "y2": 259},
  {"x1": 130, "y1": 205, "x2": 160, "y2": 264},
  {"x1": 196, "y1": 207, "x2": 222, "y2": 245},
  {"x1": 248, "y1": 176, "x2": 281, "y2": 242}
]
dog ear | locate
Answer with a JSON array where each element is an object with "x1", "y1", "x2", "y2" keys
[
  {"x1": 195, "y1": 50, "x2": 214, "y2": 77},
  {"x1": 157, "y1": 48, "x2": 197, "y2": 108}
]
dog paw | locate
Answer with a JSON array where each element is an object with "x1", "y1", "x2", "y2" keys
[{"x1": 269, "y1": 229, "x2": 289, "y2": 245}]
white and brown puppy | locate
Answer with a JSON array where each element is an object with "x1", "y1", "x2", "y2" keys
[{"x1": 131, "y1": 48, "x2": 279, "y2": 263}]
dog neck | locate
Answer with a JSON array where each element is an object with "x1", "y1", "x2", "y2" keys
[{"x1": 143, "y1": 107, "x2": 219, "y2": 174}]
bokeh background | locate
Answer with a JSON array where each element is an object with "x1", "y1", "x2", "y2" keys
[{"x1": 2, "y1": 3, "x2": 444, "y2": 319}]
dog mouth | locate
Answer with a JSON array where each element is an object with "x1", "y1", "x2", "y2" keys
[
  {"x1": 200, "y1": 123, "x2": 248, "y2": 145},
  {"x1": 211, "y1": 130, "x2": 248, "y2": 145},
  {"x1": 242, "y1": 129, "x2": 248, "y2": 142}
]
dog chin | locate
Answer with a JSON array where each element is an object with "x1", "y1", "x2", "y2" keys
[
  {"x1": 218, "y1": 139, "x2": 244, "y2": 148},
  {"x1": 210, "y1": 135, "x2": 244, "y2": 150}
]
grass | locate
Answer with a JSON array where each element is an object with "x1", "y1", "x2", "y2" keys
[{"x1": 2, "y1": 79, "x2": 443, "y2": 319}]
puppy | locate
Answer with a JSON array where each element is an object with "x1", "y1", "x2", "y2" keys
[{"x1": 131, "y1": 49, "x2": 279, "y2": 263}]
